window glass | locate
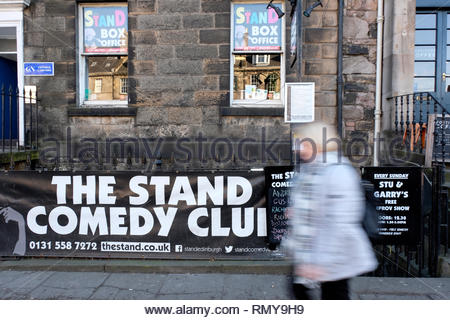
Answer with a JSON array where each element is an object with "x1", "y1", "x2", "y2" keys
[
  {"x1": 416, "y1": 14, "x2": 436, "y2": 29},
  {"x1": 86, "y1": 56, "x2": 128, "y2": 101},
  {"x1": 0, "y1": 27, "x2": 16, "y2": 53},
  {"x1": 231, "y1": 2, "x2": 284, "y2": 104},
  {"x1": 120, "y1": 78, "x2": 128, "y2": 94},
  {"x1": 415, "y1": 46, "x2": 435, "y2": 60},
  {"x1": 80, "y1": 4, "x2": 128, "y2": 105},
  {"x1": 233, "y1": 54, "x2": 281, "y2": 100},
  {"x1": 446, "y1": 62, "x2": 450, "y2": 74},
  {"x1": 94, "y1": 79, "x2": 102, "y2": 93},
  {"x1": 415, "y1": 30, "x2": 436, "y2": 45},
  {"x1": 414, "y1": 78, "x2": 435, "y2": 92},
  {"x1": 446, "y1": 77, "x2": 450, "y2": 92},
  {"x1": 414, "y1": 62, "x2": 435, "y2": 76}
]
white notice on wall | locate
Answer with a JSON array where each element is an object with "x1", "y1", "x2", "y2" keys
[{"x1": 285, "y1": 82, "x2": 315, "y2": 123}]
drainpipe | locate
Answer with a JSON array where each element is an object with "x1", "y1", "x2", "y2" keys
[
  {"x1": 373, "y1": 0, "x2": 384, "y2": 166},
  {"x1": 337, "y1": 0, "x2": 344, "y2": 138}
]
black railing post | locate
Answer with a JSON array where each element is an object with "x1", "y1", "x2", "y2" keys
[
  {"x1": 16, "y1": 87, "x2": 19, "y2": 151},
  {"x1": 441, "y1": 186, "x2": 448, "y2": 256},
  {"x1": 419, "y1": 93, "x2": 424, "y2": 152},
  {"x1": 400, "y1": 96, "x2": 405, "y2": 133},
  {"x1": 406, "y1": 95, "x2": 411, "y2": 149},
  {"x1": 430, "y1": 164, "x2": 443, "y2": 277},
  {"x1": 394, "y1": 96, "x2": 399, "y2": 133},
  {"x1": 35, "y1": 89, "x2": 39, "y2": 149},
  {"x1": 433, "y1": 98, "x2": 438, "y2": 163},
  {"x1": 430, "y1": 165, "x2": 437, "y2": 276},
  {"x1": 441, "y1": 109, "x2": 446, "y2": 163},
  {"x1": 29, "y1": 88, "x2": 33, "y2": 149},
  {"x1": 1, "y1": 84, "x2": 5, "y2": 153},
  {"x1": 9, "y1": 86, "x2": 12, "y2": 155},
  {"x1": 22, "y1": 87, "x2": 25, "y2": 150}
]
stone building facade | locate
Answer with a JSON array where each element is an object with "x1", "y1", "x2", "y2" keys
[{"x1": 12, "y1": 0, "x2": 379, "y2": 169}]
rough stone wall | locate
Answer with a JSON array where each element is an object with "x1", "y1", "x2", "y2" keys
[
  {"x1": 23, "y1": 0, "x2": 295, "y2": 170},
  {"x1": 301, "y1": 0, "x2": 339, "y2": 125},
  {"x1": 129, "y1": 0, "x2": 226, "y2": 141},
  {"x1": 128, "y1": 0, "x2": 293, "y2": 168},
  {"x1": 21, "y1": 0, "x2": 380, "y2": 169},
  {"x1": 342, "y1": 0, "x2": 377, "y2": 146},
  {"x1": 23, "y1": 0, "x2": 76, "y2": 151}
]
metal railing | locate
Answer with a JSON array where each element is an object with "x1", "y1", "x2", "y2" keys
[
  {"x1": 391, "y1": 92, "x2": 450, "y2": 162},
  {"x1": 383, "y1": 92, "x2": 449, "y2": 276},
  {"x1": 0, "y1": 84, "x2": 39, "y2": 154}
]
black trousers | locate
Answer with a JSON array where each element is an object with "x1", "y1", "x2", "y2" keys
[{"x1": 292, "y1": 278, "x2": 350, "y2": 300}]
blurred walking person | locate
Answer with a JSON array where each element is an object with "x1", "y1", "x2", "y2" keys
[{"x1": 284, "y1": 122, "x2": 377, "y2": 300}]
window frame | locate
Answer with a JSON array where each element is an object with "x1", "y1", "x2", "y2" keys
[
  {"x1": 77, "y1": 2, "x2": 128, "y2": 107},
  {"x1": 94, "y1": 78, "x2": 102, "y2": 93},
  {"x1": 120, "y1": 77, "x2": 128, "y2": 95},
  {"x1": 229, "y1": 1, "x2": 286, "y2": 107},
  {"x1": 414, "y1": 12, "x2": 438, "y2": 92}
]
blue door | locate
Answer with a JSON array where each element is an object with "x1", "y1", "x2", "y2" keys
[{"x1": 0, "y1": 56, "x2": 18, "y2": 140}]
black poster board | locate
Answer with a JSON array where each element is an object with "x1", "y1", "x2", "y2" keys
[
  {"x1": 0, "y1": 171, "x2": 278, "y2": 259},
  {"x1": 264, "y1": 166, "x2": 295, "y2": 246},
  {"x1": 362, "y1": 167, "x2": 422, "y2": 245}
]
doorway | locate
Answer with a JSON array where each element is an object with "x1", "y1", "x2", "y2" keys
[{"x1": 0, "y1": 26, "x2": 18, "y2": 140}]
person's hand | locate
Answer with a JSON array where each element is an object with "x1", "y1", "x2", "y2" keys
[
  {"x1": 0, "y1": 207, "x2": 26, "y2": 256},
  {"x1": 1, "y1": 207, "x2": 25, "y2": 225},
  {"x1": 295, "y1": 264, "x2": 326, "y2": 280}
]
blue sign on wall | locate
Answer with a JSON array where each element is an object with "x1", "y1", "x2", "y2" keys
[{"x1": 24, "y1": 62, "x2": 54, "y2": 76}]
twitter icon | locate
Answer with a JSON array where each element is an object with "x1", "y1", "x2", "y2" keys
[{"x1": 224, "y1": 246, "x2": 233, "y2": 253}]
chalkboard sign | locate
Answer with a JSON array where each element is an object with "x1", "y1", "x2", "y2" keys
[
  {"x1": 425, "y1": 114, "x2": 450, "y2": 166},
  {"x1": 362, "y1": 167, "x2": 422, "y2": 245},
  {"x1": 264, "y1": 166, "x2": 295, "y2": 247}
]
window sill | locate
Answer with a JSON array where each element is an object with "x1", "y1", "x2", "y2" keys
[
  {"x1": 68, "y1": 107, "x2": 137, "y2": 117},
  {"x1": 82, "y1": 100, "x2": 128, "y2": 107},
  {"x1": 220, "y1": 106, "x2": 284, "y2": 116}
]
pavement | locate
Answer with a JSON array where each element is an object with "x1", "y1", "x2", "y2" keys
[{"x1": 0, "y1": 259, "x2": 449, "y2": 300}]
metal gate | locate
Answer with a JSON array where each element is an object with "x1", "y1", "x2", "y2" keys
[{"x1": 381, "y1": 92, "x2": 450, "y2": 277}]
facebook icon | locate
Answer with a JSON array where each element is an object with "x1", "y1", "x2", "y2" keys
[{"x1": 175, "y1": 245, "x2": 183, "y2": 253}]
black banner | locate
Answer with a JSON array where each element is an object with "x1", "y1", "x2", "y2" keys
[
  {"x1": 362, "y1": 167, "x2": 422, "y2": 245},
  {"x1": 0, "y1": 171, "x2": 280, "y2": 259},
  {"x1": 264, "y1": 166, "x2": 295, "y2": 246}
]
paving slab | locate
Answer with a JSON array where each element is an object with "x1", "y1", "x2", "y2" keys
[
  {"x1": 29, "y1": 286, "x2": 95, "y2": 300},
  {"x1": 114, "y1": 288, "x2": 157, "y2": 300},
  {"x1": 89, "y1": 286, "x2": 121, "y2": 300},
  {"x1": 0, "y1": 270, "x2": 449, "y2": 300},
  {"x1": 40, "y1": 271, "x2": 109, "y2": 289},
  {"x1": 221, "y1": 274, "x2": 288, "y2": 300},
  {"x1": 104, "y1": 273, "x2": 167, "y2": 293}
]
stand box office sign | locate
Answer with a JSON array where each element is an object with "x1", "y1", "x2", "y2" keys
[{"x1": 0, "y1": 171, "x2": 283, "y2": 259}]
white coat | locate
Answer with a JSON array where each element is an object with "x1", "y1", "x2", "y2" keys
[{"x1": 285, "y1": 152, "x2": 378, "y2": 283}]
